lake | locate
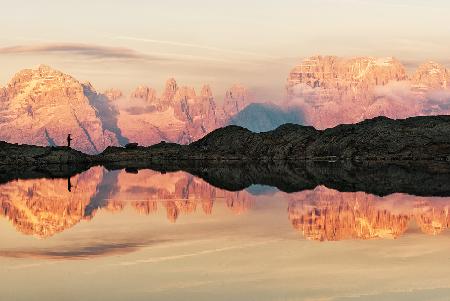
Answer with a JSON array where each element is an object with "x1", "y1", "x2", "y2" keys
[{"x1": 0, "y1": 166, "x2": 449, "y2": 301}]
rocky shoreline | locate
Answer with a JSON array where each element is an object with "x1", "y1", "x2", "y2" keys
[{"x1": 2, "y1": 115, "x2": 450, "y2": 166}]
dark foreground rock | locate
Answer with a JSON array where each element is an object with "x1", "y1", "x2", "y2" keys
[
  {"x1": 2, "y1": 115, "x2": 450, "y2": 165},
  {"x1": 189, "y1": 115, "x2": 450, "y2": 161},
  {"x1": 0, "y1": 142, "x2": 92, "y2": 165}
]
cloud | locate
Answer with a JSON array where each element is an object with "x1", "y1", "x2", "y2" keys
[
  {"x1": 0, "y1": 43, "x2": 165, "y2": 61},
  {"x1": 113, "y1": 239, "x2": 280, "y2": 266},
  {"x1": 0, "y1": 42, "x2": 264, "y2": 67},
  {"x1": 423, "y1": 89, "x2": 450, "y2": 112},
  {"x1": 114, "y1": 36, "x2": 280, "y2": 59},
  {"x1": 373, "y1": 81, "x2": 450, "y2": 115},
  {"x1": 124, "y1": 105, "x2": 157, "y2": 115},
  {"x1": 0, "y1": 240, "x2": 168, "y2": 261},
  {"x1": 373, "y1": 81, "x2": 417, "y2": 102},
  {"x1": 402, "y1": 58, "x2": 450, "y2": 70}
]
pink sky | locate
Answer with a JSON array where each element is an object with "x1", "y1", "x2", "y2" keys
[{"x1": 1, "y1": 0, "x2": 449, "y2": 100}]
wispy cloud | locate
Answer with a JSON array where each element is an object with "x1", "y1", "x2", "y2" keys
[
  {"x1": 0, "y1": 42, "x2": 264, "y2": 65},
  {"x1": 0, "y1": 240, "x2": 168, "y2": 262},
  {"x1": 114, "y1": 36, "x2": 280, "y2": 59},
  {"x1": 0, "y1": 43, "x2": 164, "y2": 61},
  {"x1": 113, "y1": 239, "x2": 280, "y2": 266}
]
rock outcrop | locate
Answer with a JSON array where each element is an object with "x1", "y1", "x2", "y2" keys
[
  {"x1": 0, "y1": 141, "x2": 91, "y2": 165},
  {"x1": 191, "y1": 115, "x2": 450, "y2": 161}
]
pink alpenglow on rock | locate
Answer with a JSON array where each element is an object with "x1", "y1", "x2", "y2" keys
[
  {"x1": 0, "y1": 65, "x2": 119, "y2": 154},
  {"x1": 286, "y1": 56, "x2": 450, "y2": 129}
]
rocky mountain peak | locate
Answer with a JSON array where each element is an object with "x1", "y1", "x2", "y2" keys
[
  {"x1": 130, "y1": 85, "x2": 157, "y2": 103},
  {"x1": 0, "y1": 87, "x2": 7, "y2": 99},
  {"x1": 0, "y1": 65, "x2": 119, "y2": 153},
  {"x1": 1, "y1": 65, "x2": 253, "y2": 150},
  {"x1": 162, "y1": 78, "x2": 178, "y2": 101},
  {"x1": 10, "y1": 65, "x2": 68, "y2": 84},
  {"x1": 225, "y1": 84, "x2": 248, "y2": 100},
  {"x1": 286, "y1": 55, "x2": 450, "y2": 129},
  {"x1": 222, "y1": 84, "x2": 250, "y2": 116},
  {"x1": 37, "y1": 64, "x2": 54, "y2": 72},
  {"x1": 104, "y1": 88, "x2": 123, "y2": 101},
  {"x1": 200, "y1": 84, "x2": 213, "y2": 99},
  {"x1": 287, "y1": 55, "x2": 407, "y2": 95},
  {"x1": 5, "y1": 65, "x2": 86, "y2": 110},
  {"x1": 82, "y1": 81, "x2": 96, "y2": 91},
  {"x1": 174, "y1": 86, "x2": 197, "y2": 102},
  {"x1": 411, "y1": 61, "x2": 449, "y2": 90}
]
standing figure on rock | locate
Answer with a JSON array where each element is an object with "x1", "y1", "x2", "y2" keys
[{"x1": 67, "y1": 134, "x2": 72, "y2": 148}]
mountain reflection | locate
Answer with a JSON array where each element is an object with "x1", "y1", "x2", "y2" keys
[
  {"x1": 0, "y1": 167, "x2": 449, "y2": 240},
  {"x1": 288, "y1": 187, "x2": 450, "y2": 241},
  {"x1": 0, "y1": 168, "x2": 254, "y2": 237},
  {"x1": 0, "y1": 167, "x2": 104, "y2": 238}
]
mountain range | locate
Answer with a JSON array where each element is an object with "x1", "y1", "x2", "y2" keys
[
  {"x1": 0, "y1": 65, "x2": 251, "y2": 153},
  {"x1": 0, "y1": 56, "x2": 449, "y2": 153},
  {"x1": 286, "y1": 56, "x2": 450, "y2": 129}
]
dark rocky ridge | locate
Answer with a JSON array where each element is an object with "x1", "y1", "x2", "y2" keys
[
  {"x1": 0, "y1": 142, "x2": 92, "y2": 165},
  {"x1": 190, "y1": 115, "x2": 450, "y2": 161},
  {"x1": 1, "y1": 115, "x2": 450, "y2": 165}
]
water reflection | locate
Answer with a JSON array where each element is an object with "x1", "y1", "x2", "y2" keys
[
  {"x1": 0, "y1": 167, "x2": 104, "y2": 237},
  {"x1": 0, "y1": 167, "x2": 254, "y2": 238},
  {"x1": 288, "y1": 187, "x2": 450, "y2": 241},
  {"x1": 0, "y1": 167, "x2": 449, "y2": 240}
]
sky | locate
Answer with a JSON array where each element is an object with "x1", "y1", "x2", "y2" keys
[{"x1": 0, "y1": 0, "x2": 449, "y2": 100}]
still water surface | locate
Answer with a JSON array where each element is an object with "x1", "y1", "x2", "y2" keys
[{"x1": 0, "y1": 167, "x2": 449, "y2": 300}]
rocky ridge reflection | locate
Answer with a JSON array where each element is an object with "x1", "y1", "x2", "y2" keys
[{"x1": 0, "y1": 165, "x2": 449, "y2": 240}]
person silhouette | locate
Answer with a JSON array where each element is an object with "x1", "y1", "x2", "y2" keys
[
  {"x1": 67, "y1": 177, "x2": 72, "y2": 192},
  {"x1": 67, "y1": 134, "x2": 72, "y2": 147}
]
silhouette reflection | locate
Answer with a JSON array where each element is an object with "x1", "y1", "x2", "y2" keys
[{"x1": 67, "y1": 177, "x2": 72, "y2": 192}]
